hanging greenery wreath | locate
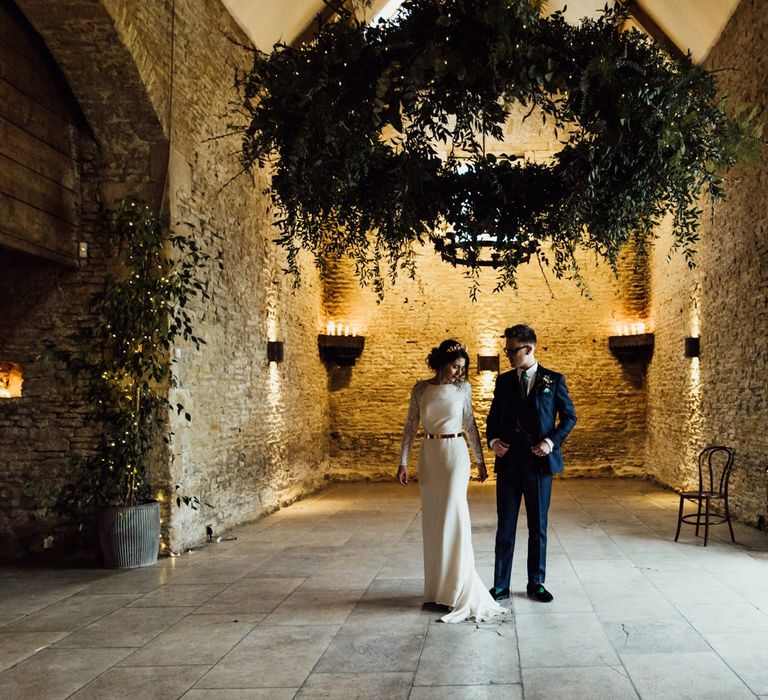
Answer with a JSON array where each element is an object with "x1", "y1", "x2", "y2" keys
[{"x1": 236, "y1": 0, "x2": 760, "y2": 295}]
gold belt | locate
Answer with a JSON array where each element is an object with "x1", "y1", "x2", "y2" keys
[{"x1": 423, "y1": 433, "x2": 462, "y2": 440}]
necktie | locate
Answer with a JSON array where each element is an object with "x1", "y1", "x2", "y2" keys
[{"x1": 520, "y1": 370, "x2": 529, "y2": 399}]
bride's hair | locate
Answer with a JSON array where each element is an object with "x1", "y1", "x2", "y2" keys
[{"x1": 426, "y1": 339, "x2": 470, "y2": 375}]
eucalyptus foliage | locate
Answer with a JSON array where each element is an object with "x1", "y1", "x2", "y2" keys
[
  {"x1": 237, "y1": 0, "x2": 760, "y2": 295},
  {"x1": 54, "y1": 198, "x2": 212, "y2": 514}
]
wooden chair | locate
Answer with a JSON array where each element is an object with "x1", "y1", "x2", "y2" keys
[{"x1": 674, "y1": 446, "x2": 736, "y2": 546}]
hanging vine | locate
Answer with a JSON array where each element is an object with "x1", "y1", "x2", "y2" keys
[{"x1": 236, "y1": 0, "x2": 761, "y2": 295}]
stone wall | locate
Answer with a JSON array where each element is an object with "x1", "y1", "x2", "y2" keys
[
  {"x1": 161, "y1": 0, "x2": 331, "y2": 550},
  {"x1": 0, "y1": 0, "x2": 331, "y2": 558},
  {"x1": 323, "y1": 243, "x2": 650, "y2": 482},
  {"x1": 645, "y1": 0, "x2": 768, "y2": 526}
]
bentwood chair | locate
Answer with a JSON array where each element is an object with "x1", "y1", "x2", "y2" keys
[{"x1": 674, "y1": 446, "x2": 736, "y2": 546}]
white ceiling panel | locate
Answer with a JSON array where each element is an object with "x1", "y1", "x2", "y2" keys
[
  {"x1": 222, "y1": 0, "x2": 744, "y2": 61},
  {"x1": 641, "y1": 0, "x2": 741, "y2": 62},
  {"x1": 221, "y1": 0, "x2": 322, "y2": 50}
]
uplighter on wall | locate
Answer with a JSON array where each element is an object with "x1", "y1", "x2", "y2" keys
[
  {"x1": 267, "y1": 340, "x2": 284, "y2": 363},
  {"x1": 684, "y1": 337, "x2": 700, "y2": 358},
  {"x1": 477, "y1": 354, "x2": 500, "y2": 373}
]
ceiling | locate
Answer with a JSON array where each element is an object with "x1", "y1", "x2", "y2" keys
[{"x1": 222, "y1": 0, "x2": 742, "y2": 63}]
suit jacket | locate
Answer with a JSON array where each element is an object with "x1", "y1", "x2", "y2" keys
[{"x1": 486, "y1": 365, "x2": 577, "y2": 474}]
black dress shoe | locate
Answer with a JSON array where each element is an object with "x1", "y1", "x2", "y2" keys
[
  {"x1": 489, "y1": 587, "x2": 510, "y2": 601},
  {"x1": 526, "y1": 583, "x2": 554, "y2": 602}
]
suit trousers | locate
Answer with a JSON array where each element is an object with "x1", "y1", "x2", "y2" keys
[{"x1": 494, "y1": 457, "x2": 553, "y2": 588}]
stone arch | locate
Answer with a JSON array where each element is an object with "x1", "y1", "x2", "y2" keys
[
  {"x1": 1, "y1": 0, "x2": 177, "y2": 557},
  {"x1": 15, "y1": 0, "x2": 170, "y2": 205}
]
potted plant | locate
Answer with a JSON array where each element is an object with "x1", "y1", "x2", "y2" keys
[{"x1": 52, "y1": 197, "x2": 213, "y2": 567}]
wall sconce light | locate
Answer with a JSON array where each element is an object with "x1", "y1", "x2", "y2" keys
[
  {"x1": 608, "y1": 332, "x2": 655, "y2": 362},
  {"x1": 684, "y1": 337, "x2": 700, "y2": 358},
  {"x1": 267, "y1": 340, "x2": 284, "y2": 363},
  {"x1": 318, "y1": 334, "x2": 365, "y2": 366},
  {"x1": 477, "y1": 354, "x2": 500, "y2": 373},
  {"x1": 78, "y1": 241, "x2": 89, "y2": 259}
]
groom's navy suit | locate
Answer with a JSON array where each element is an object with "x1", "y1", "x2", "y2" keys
[{"x1": 487, "y1": 365, "x2": 576, "y2": 588}]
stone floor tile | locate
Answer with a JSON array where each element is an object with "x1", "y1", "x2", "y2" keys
[
  {"x1": 301, "y1": 566, "x2": 382, "y2": 590},
  {"x1": 264, "y1": 588, "x2": 365, "y2": 626},
  {"x1": 196, "y1": 625, "x2": 338, "y2": 688},
  {"x1": 198, "y1": 578, "x2": 304, "y2": 614},
  {"x1": 1, "y1": 479, "x2": 767, "y2": 699},
  {"x1": 557, "y1": 538, "x2": 629, "y2": 561},
  {"x1": 570, "y1": 558, "x2": 648, "y2": 584},
  {"x1": 376, "y1": 546, "x2": 425, "y2": 579},
  {"x1": 56, "y1": 606, "x2": 195, "y2": 648},
  {"x1": 409, "y1": 684, "x2": 523, "y2": 699},
  {"x1": 516, "y1": 612, "x2": 619, "y2": 668},
  {"x1": 512, "y1": 579, "x2": 594, "y2": 615},
  {"x1": 0, "y1": 581, "x2": 93, "y2": 616},
  {"x1": 645, "y1": 571, "x2": 734, "y2": 606},
  {"x1": 4, "y1": 594, "x2": 138, "y2": 632},
  {"x1": 315, "y1": 630, "x2": 424, "y2": 673},
  {"x1": 602, "y1": 618, "x2": 709, "y2": 654},
  {"x1": 296, "y1": 671, "x2": 412, "y2": 698},
  {"x1": 245, "y1": 547, "x2": 338, "y2": 579},
  {"x1": 206, "y1": 541, "x2": 285, "y2": 559},
  {"x1": 583, "y1": 582, "x2": 681, "y2": 623},
  {"x1": 295, "y1": 529, "x2": 354, "y2": 547},
  {"x1": 704, "y1": 631, "x2": 768, "y2": 695},
  {"x1": 69, "y1": 664, "x2": 210, "y2": 699},
  {"x1": 168, "y1": 563, "x2": 256, "y2": 585},
  {"x1": 342, "y1": 582, "x2": 431, "y2": 635},
  {"x1": 677, "y1": 601, "x2": 768, "y2": 634},
  {"x1": 183, "y1": 691, "x2": 297, "y2": 699},
  {"x1": 522, "y1": 666, "x2": 638, "y2": 699},
  {"x1": 0, "y1": 630, "x2": 67, "y2": 671},
  {"x1": 414, "y1": 619, "x2": 519, "y2": 686},
  {"x1": 74, "y1": 567, "x2": 183, "y2": 595},
  {"x1": 118, "y1": 613, "x2": 261, "y2": 666},
  {"x1": 622, "y1": 651, "x2": 755, "y2": 699},
  {"x1": 0, "y1": 615, "x2": 22, "y2": 628},
  {"x1": 0, "y1": 646, "x2": 133, "y2": 700},
  {"x1": 130, "y1": 584, "x2": 230, "y2": 608}
]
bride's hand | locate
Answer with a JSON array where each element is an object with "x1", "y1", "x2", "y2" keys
[
  {"x1": 396, "y1": 464, "x2": 408, "y2": 485},
  {"x1": 477, "y1": 464, "x2": 488, "y2": 482}
]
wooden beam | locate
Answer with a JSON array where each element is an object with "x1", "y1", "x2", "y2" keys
[{"x1": 624, "y1": 0, "x2": 687, "y2": 62}]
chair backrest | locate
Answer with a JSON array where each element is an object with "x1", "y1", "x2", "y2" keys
[{"x1": 698, "y1": 446, "x2": 735, "y2": 496}]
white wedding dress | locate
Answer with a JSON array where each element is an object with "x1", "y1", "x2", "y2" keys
[{"x1": 400, "y1": 380, "x2": 506, "y2": 623}]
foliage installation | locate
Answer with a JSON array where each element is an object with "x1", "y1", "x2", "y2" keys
[{"x1": 237, "y1": 0, "x2": 760, "y2": 295}]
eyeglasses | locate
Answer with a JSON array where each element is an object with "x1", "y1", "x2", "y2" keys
[{"x1": 503, "y1": 345, "x2": 529, "y2": 356}]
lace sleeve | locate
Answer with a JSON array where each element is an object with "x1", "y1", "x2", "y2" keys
[
  {"x1": 399, "y1": 382, "x2": 422, "y2": 465},
  {"x1": 461, "y1": 382, "x2": 485, "y2": 466}
]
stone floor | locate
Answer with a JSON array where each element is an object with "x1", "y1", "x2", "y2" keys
[{"x1": 2, "y1": 478, "x2": 768, "y2": 699}]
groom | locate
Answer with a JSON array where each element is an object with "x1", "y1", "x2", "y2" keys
[{"x1": 487, "y1": 324, "x2": 577, "y2": 603}]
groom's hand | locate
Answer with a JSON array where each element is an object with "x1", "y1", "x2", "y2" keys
[
  {"x1": 492, "y1": 440, "x2": 510, "y2": 457},
  {"x1": 531, "y1": 440, "x2": 552, "y2": 457}
]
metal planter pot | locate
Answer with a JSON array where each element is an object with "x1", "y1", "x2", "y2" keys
[{"x1": 98, "y1": 501, "x2": 160, "y2": 568}]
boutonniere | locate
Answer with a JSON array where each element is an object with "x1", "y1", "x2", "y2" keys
[{"x1": 536, "y1": 374, "x2": 553, "y2": 394}]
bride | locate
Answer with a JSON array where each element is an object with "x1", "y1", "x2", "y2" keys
[{"x1": 397, "y1": 339, "x2": 506, "y2": 623}]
